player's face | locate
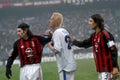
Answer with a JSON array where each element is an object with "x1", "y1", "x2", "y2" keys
[
  {"x1": 49, "y1": 15, "x2": 56, "y2": 29},
  {"x1": 17, "y1": 28, "x2": 27, "y2": 38},
  {"x1": 89, "y1": 18, "x2": 97, "y2": 30}
]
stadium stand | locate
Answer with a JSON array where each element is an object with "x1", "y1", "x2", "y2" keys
[{"x1": 0, "y1": 0, "x2": 120, "y2": 63}]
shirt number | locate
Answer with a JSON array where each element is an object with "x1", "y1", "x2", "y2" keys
[{"x1": 65, "y1": 35, "x2": 71, "y2": 49}]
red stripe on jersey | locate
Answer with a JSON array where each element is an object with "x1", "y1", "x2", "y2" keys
[
  {"x1": 30, "y1": 38, "x2": 38, "y2": 63},
  {"x1": 25, "y1": 41, "x2": 34, "y2": 63},
  {"x1": 97, "y1": 46, "x2": 102, "y2": 72},
  {"x1": 92, "y1": 34, "x2": 99, "y2": 71},
  {"x1": 31, "y1": 38, "x2": 42, "y2": 63},
  {"x1": 92, "y1": 31, "x2": 113, "y2": 72},
  {"x1": 101, "y1": 32, "x2": 108, "y2": 71},
  {"x1": 95, "y1": 33, "x2": 103, "y2": 70},
  {"x1": 19, "y1": 39, "x2": 27, "y2": 66},
  {"x1": 102, "y1": 30, "x2": 113, "y2": 71},
  {"x1": 102, "y1": 30, "x2": 110, "y2": 39},
  {"x1": 17, "y1": 37, "x2": 43, "y2": 67},
  {"x1": 35, "y1": 38, "x2": 43, "y2": 63}
]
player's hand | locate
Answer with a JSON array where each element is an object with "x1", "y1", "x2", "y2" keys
[
  {"x1": 45, "y1": 29, "x2": 53, "y2": 35},
  {"x1": 67, "y1": 35, "x2": 72, "y2": 43},
  {"x1": 6, "y1": 67, "x2": 12, "y2": 79},
  {"x1": 72, "y1": 39, "x2": 78, "y2": 45},
  {"x1": 112, "y1": 67, "x2": 119, "y2": 79}
]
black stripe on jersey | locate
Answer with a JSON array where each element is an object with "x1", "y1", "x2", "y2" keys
[
  {"x1": 35, "y1": 38, "x2": 42, "y2": 62},
  {"x1": 28, "y1": 39, "x2": 35, "y2": 63}
]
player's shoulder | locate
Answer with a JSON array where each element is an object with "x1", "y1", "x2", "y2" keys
[
  {"x1": 54, "y1": 28, "x2": 68, "y2": 36},
  {"x1": 54, "y1": 28, "x2": 62, "y2": 34},
  {"x1": 101, "y1": 29, "x2": 114, "y2": 40},
  {"x1": 60, "y1": 28, "x2": 68, "y2": 34},
  {"x1": 102, "y1": 29, "x2": 112, "y2": 37},
  {"x1": 14, "y1": 38, "x2": 21, "y2": 43},
  {"x1": 102, "y1": 29, "x2": 112, "y2": 34},
  {"x1": 13, "y1": 38, "x2": 21, "y2": 46}
]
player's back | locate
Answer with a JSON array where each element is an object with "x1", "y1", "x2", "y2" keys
[{"x1": 53, "y1": 28, "x2": 76, "y2": 72}]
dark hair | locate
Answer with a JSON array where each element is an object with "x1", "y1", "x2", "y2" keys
[
  {"x1": 91, "y1": 14, "x2": 104, "y2": 29},
  {"x1": 18, "y1": 23, "x2": 33, "y2": 37}
]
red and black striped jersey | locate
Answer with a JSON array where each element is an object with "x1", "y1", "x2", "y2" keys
[
  {"x1": 72, "y1": 29, "x2": 119, "y2": 72},
  {"x1": 9, "y1": 34, "x2": 51, "y2": 67}
]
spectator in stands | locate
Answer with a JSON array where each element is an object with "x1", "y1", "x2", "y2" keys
[
  {"x1": 72, "y1": 14, "x2": 119, "y2": 80},
  {"x1": 48, "y1": 12, "x2": 76, "y2": 80},
  {"x1": 5, "y1": 23, "x2": 52, "y2": 80}
]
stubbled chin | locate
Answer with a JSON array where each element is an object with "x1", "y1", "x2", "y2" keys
[
  {"x1": 91, "y1": 26, "x2": 96, "y2": 30},
  {"x1": 92, "y1": 28, "x2": 95, "y2": 30}
]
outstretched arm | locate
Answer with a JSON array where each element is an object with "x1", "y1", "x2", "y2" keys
[
  {"x1": 37, "y1": 33, "x2": 52, "y2": 47},
  {"x1": 72, "y1": 35, "x2": 93, "y2": 48}
]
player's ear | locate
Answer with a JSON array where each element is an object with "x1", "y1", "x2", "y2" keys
[{"x1": 23, "y1": 29, "x2": 28, "y2": 34}]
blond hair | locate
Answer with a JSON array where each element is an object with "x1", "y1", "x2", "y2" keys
[{"x1": 52, "y1": 12, "x2": 63, "y2": 27}]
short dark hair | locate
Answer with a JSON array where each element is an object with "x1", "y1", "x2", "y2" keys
[
  {"x1": 91, "y1": 14, "x2": 104, "y2": 29},
  {"x1": 18, "y1": 23, "x2": 30, "y2": 30},
  {"x1": 18, "y1": 23, "x2": 33, "y2": 37}
]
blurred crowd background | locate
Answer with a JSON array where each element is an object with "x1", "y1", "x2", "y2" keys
[{"x1": 0, "y1": 0, "x2": 120, "y2": 64}]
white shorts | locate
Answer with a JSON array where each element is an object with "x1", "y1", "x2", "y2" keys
[
  {"x1": 59, "y1": 70, "x2": 75, "y2": 80},
  {"x1": 20, "y1": 63, "x2": 43, "y2": 80},
  {"x1": 98, "y1": 72, "x2": 112, "y2": 80}
]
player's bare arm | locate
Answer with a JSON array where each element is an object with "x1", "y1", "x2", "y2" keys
[{"x1": 48, "y1": 41, "x2": 59, "y2": 54}]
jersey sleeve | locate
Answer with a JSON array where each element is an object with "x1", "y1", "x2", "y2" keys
[
  {"x1": 37, "y1": 34, "x2": 52, "y2": 47},
  {"x1": 6, "y1": 40, "x2": 19, "y2": 68},
  {"x1": 103, "y1": 32, "x2": 119, "y2": 68},
  {"x1": 72, "y1": 34, "x2": 93, "y2": 48}
]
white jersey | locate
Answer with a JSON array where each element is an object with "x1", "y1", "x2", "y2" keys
[{"x1": 52, "y1": 28, "x2": 76, "y2": 72}]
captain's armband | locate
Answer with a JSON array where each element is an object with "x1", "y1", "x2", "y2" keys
[{"x1": 107, "y1": 40, "x2": 115, "y2": 48}]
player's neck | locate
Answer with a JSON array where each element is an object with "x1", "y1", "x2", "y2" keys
[
  {"x1": 23, "y1": 35, "x2": 29, "y2": 40},
  {"x1": 95, "y1": 27, "x2": 101, "y2": 34},
  {"x1": 54, "y1": 26, "x2": 60, "y2": 31}
]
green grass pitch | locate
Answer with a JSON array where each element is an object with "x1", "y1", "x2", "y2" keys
[{"x1": 0, "y1": 58, "x2": 120, "y2": 80}]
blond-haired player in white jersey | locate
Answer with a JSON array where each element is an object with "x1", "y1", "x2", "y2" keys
[{"x1": 48, "y1": 12, "x2": 76, "y2": 80}]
